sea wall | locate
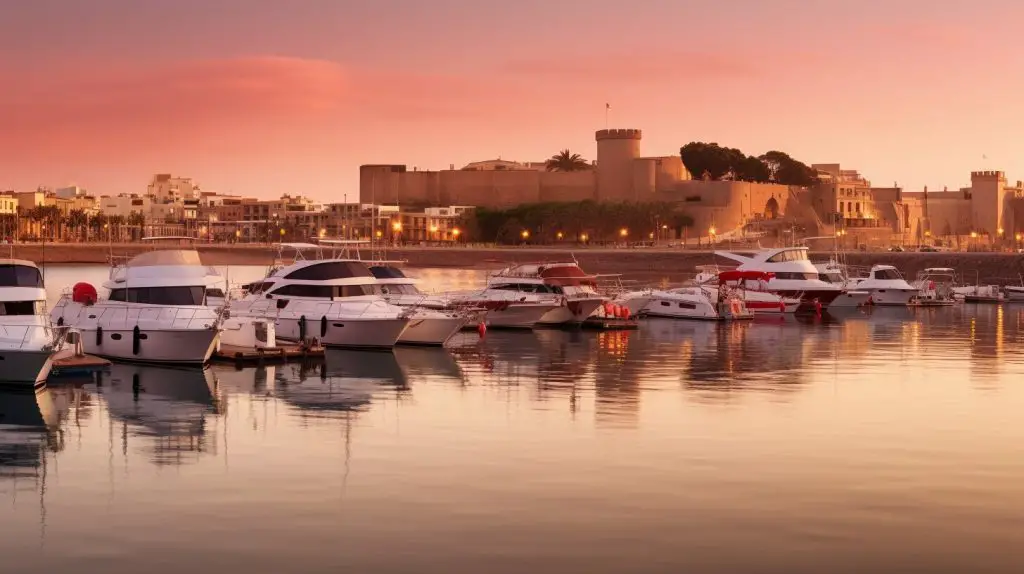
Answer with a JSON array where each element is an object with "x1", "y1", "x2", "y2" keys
[{"x1": 18, "y1": 244, "x2": 1024, "y2": 286}]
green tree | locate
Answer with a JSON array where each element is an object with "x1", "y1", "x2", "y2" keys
[
  {"x1": 127, "y1": 211, "x2": 146, "y2": 240},
  {"x1": 66, "y1": 209, "x2": 89, "y2": 241},
  {"x1": 545, "y1": 149, "x2": 591, "y2": 172},
  {"x1": 758, "y1": 151, "x2": 818, "y2": 186}
]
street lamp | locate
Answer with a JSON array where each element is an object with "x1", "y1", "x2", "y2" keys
[
  {"x1": 556, "y1": 231, "x2": 564, "y2": 240},
  {"x1": 452, "y1": 227, "x2": 461, "y2": 240},
  {"x1": 619, "y1": 227, "x2": 628, "y2": 238},
  {"x1": 521, "y1": 229, "x2": 530, "y2": 240},
  {"x1": 392, "y1": 221, "x2": 402, "y2": 232},
  {"x1": 580, "y1": 233, "x2": 589, "y2": 242}
]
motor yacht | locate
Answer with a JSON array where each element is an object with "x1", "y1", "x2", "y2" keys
[
  {"x1": 692, "y1": 265, "x2": 802, "y2": 314},
  {"x1": 713, "y1": 247, "x2": 845, "y2": 312},
  {"x1": 231, "y1": 243, "x2": 410, "y2": 349},
  {"x1": 0, "y1": 259, "x2": 69, "y2": 388},
  {"x1": 1005, "y1": 280, "x2": 1024, "y2": 302},
  {"x1": 911, "y1": 268, "x2": 958, "y2": 306},
  {"x1": 51, "y1": 250, "x2": 221, "y2": 365},
  {"x1": 813, "y1": 261, "x2": 875, "y2": 309},
  {"x1": 840, "y1": 264, "x2": 918, "y2": 306},
  {"x1": 367, "y1": 264, "x2": 477, "y2": 346},
  {"x1": 953, "y1": 272, "x2": 1005, "y2": 303},
  {"x1": 615, "y1": 270, "x2": 760, "y2": 320},
  {"x1": 485, "y1": 263, "x2": 607, "y2": 325}
]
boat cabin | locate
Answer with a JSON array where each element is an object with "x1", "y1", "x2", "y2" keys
[
  {"x1": 0, "y1": 260, "x2": 45, "y2": 315},
  {"x1": 368, "y1": 265, "x2": 422, "y2": 296},
  {"x1": 106, "y1": 249, "x2": 225, "y2": 306},
  {"x1": 489, "y1": 263, "x2": 599, "y2": 295}
]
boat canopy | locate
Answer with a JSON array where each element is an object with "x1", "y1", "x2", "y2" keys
[
  {"x1": 537, "y1": 265, "x2": 597, "y2": 286},
  {"x1": 126, "y1": 249, "x2": 202, "y2": 267},
  {"x1": 718, "y1": 270, "x2": 774, "y2": 283}
]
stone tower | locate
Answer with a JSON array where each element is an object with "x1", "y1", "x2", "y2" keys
[
  {"x1": 970, "y1": 170, "x2": 1007, "y2": 239},
  {"x1": 595, "y1": 129, "x2": 641, "y2": 201}
]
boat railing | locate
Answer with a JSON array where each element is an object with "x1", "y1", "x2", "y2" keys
[
  {"x1": 0, "y1": 321, "x2": 60, "y2": 351},
  {"x1": 58, "y1": 303, "x2": 222, "y2": 329}
]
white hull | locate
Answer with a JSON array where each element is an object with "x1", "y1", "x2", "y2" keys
[
  {"x1": 275, "y1": 316, "x2": 409, "y2": 349},
  {"x1": 485, "y1": 303, "x2": 559, "y2": 329},
  {"x1": 0, "y1": 350, "x2": 54, "y2": 388},
  {"x1": 537, "y1": 298, "x2": 605, "y2": 325},
  {"x1": 866, "y1": 288, "x2": 917, "y2": 306},
  {"x1": 77, "y1": 327, "x2": 219, "y2": 364},
  {"x1": 1006, "y1": 287, "x2": 1024, "y2": 301},
  {"x1": 828, "y1": 290, "x2": 871, "y2": 309},
  {"x1": 398, "y1": 315, "x2": 467, "y2": 346},
  {"x1": 218, "y1": 316, "x2": 276, "y2": 350}
]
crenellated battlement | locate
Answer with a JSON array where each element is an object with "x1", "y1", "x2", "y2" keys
[
  {"x1": 595, "y1": 128, "x2": 642, "y2": 141},
  {"x1": 971, "y1": 170, "x2": 1005, "y2": 179}
]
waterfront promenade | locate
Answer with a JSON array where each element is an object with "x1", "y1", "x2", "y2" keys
[{"x1": 11, "y1": 242, "x2": 1024, "y2": 284}]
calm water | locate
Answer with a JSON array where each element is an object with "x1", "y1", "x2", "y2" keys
[{"x1": 3, "y1": 265, "x2": 1024, "y2": 573}]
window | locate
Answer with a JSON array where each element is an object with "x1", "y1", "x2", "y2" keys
[
  {"x1": 0, "y1": 301, "x2": 37, "y2": 315},
  {"x1": 766, "y1": 249, "x2": 809, "y2": 263},
  {"x1": 108, "y1": 286, "x2": 205, "y2": 305},
  {"x1": 285, "y1": 262, "x2": 372, "y2": 281},
  {"x1": 874, "y1": 268, "x2": 902, "y2": 280},
  {"x1": 270, "y1": 284, "x2": 335, "y2": 298},
  {"x1": 677, "y1": 302, "x2": 696, "y2": 309},
  {"x1": 380, "y1": 284, "x2": 420, "y2": 295},
  {"x1": 818, "y1": 273, "x2": 844, "y2": 283},
  {"x1": 205, "y1": 288, "x2": 225, "y2": 298},
  {"x1": 0, "y1": 265, "x2": 43, "y2": 288},
  {"x1": 773, "y1": 272, "x2": 819, "y2": 280},
  {"x1": 369, "y1": 266, "x2": 409, "y2": 280}
]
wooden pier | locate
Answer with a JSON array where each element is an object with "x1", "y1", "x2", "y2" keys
[
  {"x1": 50, "y1": 354, "x2": 111, "y2": 377},
  {"x1": 213, "y1": 343, "x2": 325, "y2": 365}
]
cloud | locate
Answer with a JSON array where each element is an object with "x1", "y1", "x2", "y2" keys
[{"x1": 0, "y1": 56, "x2": 518, "y2": 157}]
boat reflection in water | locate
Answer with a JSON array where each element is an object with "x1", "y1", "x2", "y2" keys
[
  {"x1": 97, "y1": 363, "x2": 220, "y2": 466},
  {"x1": 0, "y1": 388, "x2": 64, "y2": 481}
]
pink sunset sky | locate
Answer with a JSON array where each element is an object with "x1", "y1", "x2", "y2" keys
[{"x1": 1, "y1": 0, "x2": 1022, "y2": 201}]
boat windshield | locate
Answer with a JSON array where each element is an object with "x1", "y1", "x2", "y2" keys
[
  {"x1": 369, "y1": 266, "x2": 408, "y2": 280},
  {"x1": 491, "y1": 282, "x2": 563, "y2": 294},
  {"x1": 0, "y1": 301, "x2": 43, "y2": 315},
  {"x1": 268, "y1": 284, "x2": 381, "y2": 298},
  {"x1": 284, "y1": 261, "x2": 373, "y2": 281},
  {"x1": 0, "y1": 264, "x2": 43, "y2": 288},
  {"x1": 873, "y1": 268, "x2": 903, "y2": 280},
  {"x1": 108, "y1": 286, "x2": 206, "y2": 305},
  {"x1": 379, "y1": 284, "x2": 420, "y2": 296},
  {"x1": 766, "y1": 249, "x2": 809, "y2": 263},
  {"x1": 818, "y1": 272, "x2": 844, "y2": 284}
]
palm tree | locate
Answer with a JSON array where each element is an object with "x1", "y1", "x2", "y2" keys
[
  {"x1": 67, "y1": 209, "x2": 89, "y2": 242},
  {"x1": 128, "y1": 211, "x2": 146, "y2": 241},
  {"x1": 545, "y1": 149, "x2": 591, "y2": 172}
]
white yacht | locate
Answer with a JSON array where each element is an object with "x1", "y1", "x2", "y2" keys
[
  {"x1": 615, "y1": 273, "x2": 756, "y2": 321},
  {"x1": 692, "y1": 265, "x2": 800, "y2": 314},
  {"x1": 367, "y1": 264, "x2": 477, "y2": 346},
  {"x1": 485, "y1": 263, "x2": 607, "y2": 325},
  {"x1": 231, "y1": 244, "x2": 410, "y2": 349},
  {"x1": 0, "y1": 259, "x2": 69, "y2": 388},
  {"x1": 51, "y1": 250, "x2": 222, "y2": 365},
  {"x1": 911, "y1": 268, "x2": 958, "y2": 306},
  {"x1": 713, "y1": 247, "x2": 845, "y2": 312},
  {"x1": 813, "y1": 261, "x2": 875, "y2": 309},
  {"x1": 841, "y1": 264, "x2": 918, "y2": 306}
]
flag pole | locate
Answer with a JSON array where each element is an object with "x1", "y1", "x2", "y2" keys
[{"x1": 605, "y1": 103, "x2": 610, "y2": 129}]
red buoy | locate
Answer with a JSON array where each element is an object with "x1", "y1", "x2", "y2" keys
[
  {"x1": 603, "y1": 302, "x2": 615, "y2": 317},
  {"x1": 477, "y1": 322, "x2": 487, "y2": 338},
  {"x1": 622, "y1": 307, "x2": 630, "y2": 320},
  {"x1": 72, "y1": 282, "x2": 98, "y2": 305},
  {"x1": 814, "y1": 300, "x2": 823, "y2": 317},
  {"x1": 778, "y1": 300, "x2": 786, "y2": 313}
]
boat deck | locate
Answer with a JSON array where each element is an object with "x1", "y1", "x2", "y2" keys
[{"x1": 213, "y1": 343, "x2": 325, "y2": 364}]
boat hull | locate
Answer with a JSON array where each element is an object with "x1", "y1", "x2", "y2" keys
[
  {"x1": 1006, "y1": 287, "x2": 1024, "y2": 301},
  {"x1": 276, "y1": 316, "x2": 409, "y2": 349},
  {"x1": 398, "y1": 315, "x2": 467, "y2": 346},
  {"x1": 77, "y1": 327, "x2": 219, "y2": 365},
  {"x1": 828, "y1": 290, "x2": 872, "y2": 309},
  {"x1": 866, "y1": 288, "x2": 918, "y2": 306},
  {"x1": 0, "y1": 350, "x2": 54, "y2": 388},
  {"x1": 537, "y1": 298, "x2": 605, "y2": 326},
  {"x1": 486, "y1": 303, "x2": 559, "y2": 329}
]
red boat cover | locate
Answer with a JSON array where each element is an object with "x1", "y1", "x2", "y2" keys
[
  {"x1": 718, "y1": 270, "x2": 774, "y2": 283},
  {"x1": 538, "y1": 265, "x2": 597, "y2": 287}
]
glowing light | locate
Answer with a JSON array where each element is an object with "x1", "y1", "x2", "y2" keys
[
  {"x1": 392, "y1": 221, "x2": 402, "y2": 232},
  {"x1": 521, "y1": 230, "x2": 530, "y2": 239},
  {"x1": 556, "y1": 231, "x2": 564, "y2": 239},
  {"x1": 708, "y1": 225, "x2": 716, "y2": 235},
  {"x1": 619, "y1": 228, "x2": 628, "y2": 237},
  {"x1": 279, "y1": 228, "x2": 285, "y2": 236},
  {"x1": 429, "y1": 225, "x2": 439, "y2": 233},
  {"x1": 1016, "y1": 232, "x2": 1022, "y2": 241},
  {"x1": 997, "y1": 227, "x2": 1004, "y2": 235},
  {"x1": 580, "y1": 233, "x2": 589, "y2": 242},
  {"x1": 319, "y1": 228, "x2": 326, "y2": 238},
  {"x1": 375, "y1": 230, "x2": 383, "y2": 238},
  {"x1": 970, "y1": 231, "x2": 978, "y2": 238},
  {"x1": 452, "y1": 228, "x2": 461, "y2": 238}
]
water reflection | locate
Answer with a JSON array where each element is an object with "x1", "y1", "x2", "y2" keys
[
  {"x1": 98, "y1": 364, "x2": 220, "y2": 466},
  {"x1": 1, "y1": 299, "x2": 1023, "y2": 573}
]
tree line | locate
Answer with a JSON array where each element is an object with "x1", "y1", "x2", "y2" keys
[
  {"x1": 6, "y1": 206, "x2": 148, "y2": 241},
  {"x1": 460, "y1": 200, "x2": 694, "y2": 244},
  {"x1": 679, "y1": 143, "x2": 819, "y2": 186}
]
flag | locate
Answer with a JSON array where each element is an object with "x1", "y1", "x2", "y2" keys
[{"x1": 606, "y1": 103, "x2": 610, "y2": 110}]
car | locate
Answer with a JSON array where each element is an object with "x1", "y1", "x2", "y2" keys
[
  {"x1": 889, "y1": 246, "x2": 904, "y2": 252},
  {"x1": 919, "y1": 245, "x2": 939, "y2": 252}
]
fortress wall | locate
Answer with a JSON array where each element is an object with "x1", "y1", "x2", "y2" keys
[
  {"x1": 632, "y1": 159, "x2": 657, "y2": 198},
  {"x1": 537, "y1": 170, "x2": 597, "y2": 203},
  {"x1": 653, "y1": 156, "x2": 688, "y2": 190},
  {"x1": 437, "y1": 169, "x2": 542, "y2": 207}
]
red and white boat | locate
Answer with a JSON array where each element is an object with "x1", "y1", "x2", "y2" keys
[
  {"x1": 703, "y1": 247, "x2": 844, "y2": 312},
  {"x1": 693, "y1": 266, "x2": 800, "y2": 314},
  {"x1": 483, "y1": 262, "x2": 608, "y2": 326}
]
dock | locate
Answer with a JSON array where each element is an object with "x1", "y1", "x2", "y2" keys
[
  {"x1": 50, "y1": 353, "x2": 111, "y2": 377},
  {"x1": 213, "y1": 343, "x2": 325, "y2": 365},
  {"x1": 581, "y1": 317, "x2": 640, "y2": 330}
]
